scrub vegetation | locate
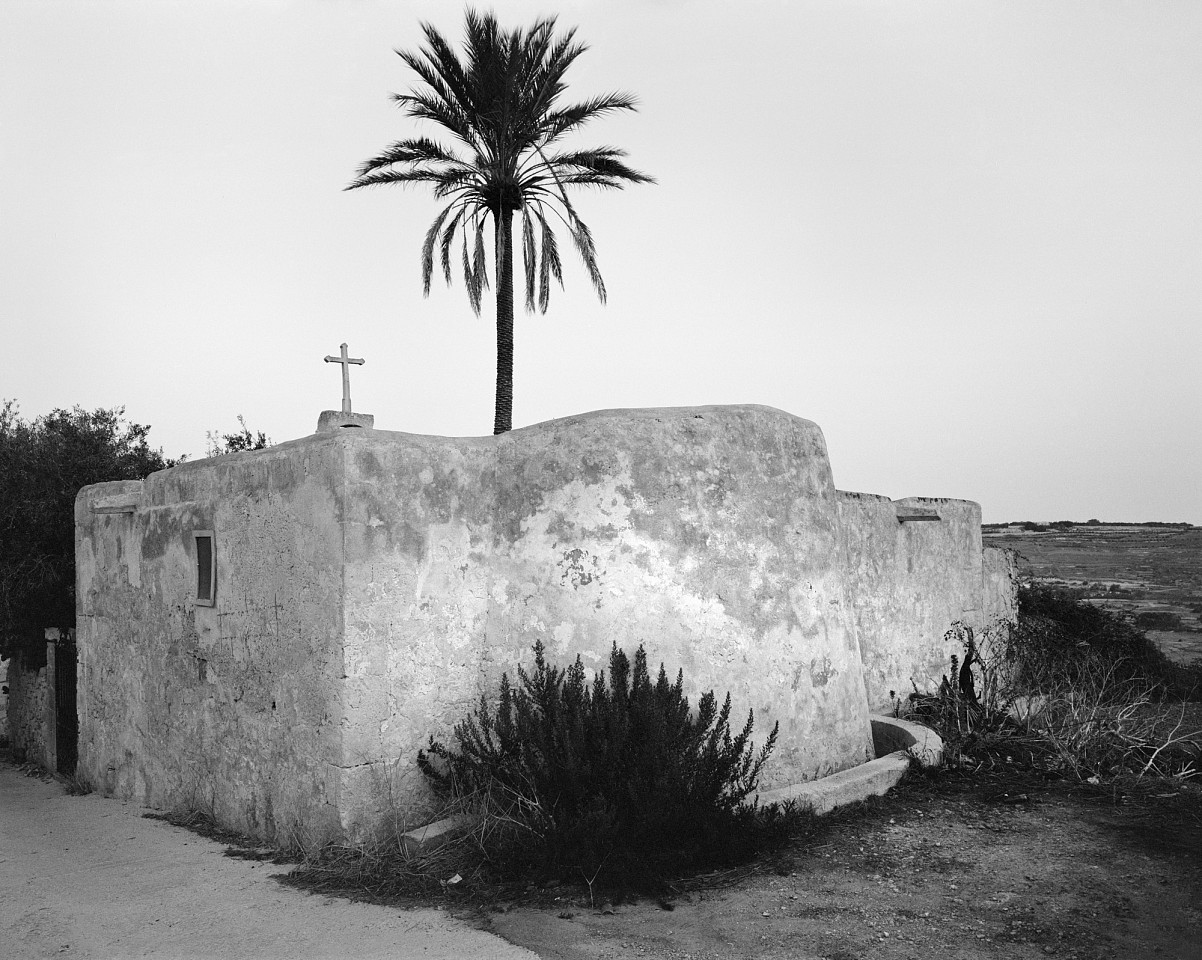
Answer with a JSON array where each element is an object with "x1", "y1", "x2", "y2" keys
[{"x1": 905, "y1": 584, "x2": 1201, "y2": 784}]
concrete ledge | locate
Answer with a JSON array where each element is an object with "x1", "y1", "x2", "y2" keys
[
  {"x1": 870, "y1": 714, "x2": 944, "y2": 768},
  {"x1": 754, "y1": 752, "x2": 912, "y2": 815},
  {"x1": 753, "y1": 716, "x2": 942, "y2": 816}
]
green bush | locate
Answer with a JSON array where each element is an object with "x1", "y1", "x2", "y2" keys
[{"x1": 418, "y1": 641, "x2": 781, "y2": 888}]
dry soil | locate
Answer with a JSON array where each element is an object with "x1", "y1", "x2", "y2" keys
[{"x1": 482, "y1": 770, "x2": 1202, "y2": 960}]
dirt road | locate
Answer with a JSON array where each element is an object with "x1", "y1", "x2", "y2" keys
[{"x1": 0, "y1": 753, "x2": 535, "y2": 960}]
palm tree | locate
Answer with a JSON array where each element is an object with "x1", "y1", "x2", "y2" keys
[{"x1": 346, "y1": 10, "x2": 653, "y2": 434}]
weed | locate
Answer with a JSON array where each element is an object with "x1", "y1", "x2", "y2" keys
[{"x1": 63, "y1": 768, "x2": 93, "y2": 796}]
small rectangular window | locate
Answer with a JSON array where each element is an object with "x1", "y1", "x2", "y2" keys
[{"x1": 194, "y1": 531, "x2": 216, "y2": 606}]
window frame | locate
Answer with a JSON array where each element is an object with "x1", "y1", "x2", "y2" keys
[{"x1": 193, "y1": 530, "x2": 216, "y2": 606}]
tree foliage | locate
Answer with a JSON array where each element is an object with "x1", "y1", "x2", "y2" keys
[
  {"x1": 347, "y1": 9, "x2": 653, "y2": 434},
  {"x1": 0, "y1": 401, "x2": 174, "y2": 663},
  {"x1": 205, "y1": 415, "x2": 271, "y2": 457},
  {"x1": 418, "y1": 642, "x2": 779, "y2": 887}
]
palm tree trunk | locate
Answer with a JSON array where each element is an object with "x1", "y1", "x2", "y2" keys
[{"x1": 493, "y1": 208, "x2": 515, "y2": 435}]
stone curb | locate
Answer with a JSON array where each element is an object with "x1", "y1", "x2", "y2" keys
[
  {"x1": 869, "y1": 714, "x2": 944, "y2": 768},
  {"x1": 753, "y1": 715, "x2": 943, "y2": 816}
]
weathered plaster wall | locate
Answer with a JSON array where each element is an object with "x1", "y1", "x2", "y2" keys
[
  {"x1": 75, "y1": 443, "x2": 349, "y2": 845},
  {"x1": 338, "y1": 406, "x2": 876, "y2": 828},
  {"x1": 76, "y1": 402, "x2": 1017, "y2": 842},
  {"x1": 838, "y1": 493, "x2": 987, "y2": 711},
  {"x1": 5, "y1": 653, "x2": 49, "y2": 766}
]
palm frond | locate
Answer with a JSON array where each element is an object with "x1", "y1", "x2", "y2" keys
[
  {"x1": 411, "y1": 23, "x2": 472, "y2": 105},
  {"x1": 521, "y1": 207, "x2": 537, "y2": 313},
  {"x1": 540, "y1": 93, "x2": 640, "y2": 144},
  {"x1": 543, "y1": 148, "x2": 655, "y2": 185},
  {"x1": 472, "y1": 215, "x2": 490, "y2": 297},
  {"x1": 344, "y1": 168, "x2": 461, "y2": 191},
  {"x1": 421, "y1": 202, "x2": 458, "y2": 295},
  {"x1": 391, "y1": 92, "x2": 477, "y2": 150},
  {"x1": 431, "y1": 178, "x2": 478, "y2": 202},
  {"x1": 393, "y1": 52, "x2": 463, "y2": 122},
  {"x1": 440, "y1": 207, "x2": 467, "y2": 287},
  {"x1": 517, "y1": 25, "x2": 581, "y2": 134},
  {"x1": 564, "y1": 205, "x2": 606, "y2": 304},
  {"x1": 538, "y1": 210, "x2": 564, "y2": 313},
  {"x1": 460, "y1": 229, "x2": 483, "y2": 315},
  {"x1": 352, "y1": 137, "x2": 471, "y2": 179}
]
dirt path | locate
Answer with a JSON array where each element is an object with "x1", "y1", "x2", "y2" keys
[
  {"x1": 483, "y1": 772, "x2": 1202, "y2": 960},
  {"x1": 5, "y1": 754, "x2": 1199, "y2": 960},
  {"x1": 0, "y1": 753, "x2": 535, "y2": 960}
]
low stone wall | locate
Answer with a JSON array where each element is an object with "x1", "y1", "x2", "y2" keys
[{"x1": 6, "y1": 652, "x2": 50, "y2": 767}]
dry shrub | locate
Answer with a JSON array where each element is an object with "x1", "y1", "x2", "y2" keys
[{"x1": 907, "y1": 586, "x2": 1201, "y2": 784}]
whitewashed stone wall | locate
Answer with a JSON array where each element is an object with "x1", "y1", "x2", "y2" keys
[{"x1": 76, "y1": 404, "x2": 1018, "y2": 843}]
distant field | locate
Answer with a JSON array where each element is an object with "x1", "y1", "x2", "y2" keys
[{"x1": 983, "y1": 524, "x2": 1202, "y2": 665}]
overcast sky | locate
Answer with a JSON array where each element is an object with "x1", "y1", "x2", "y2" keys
[{"x1": 2, "y1": 0, "x2": 1199, "y2": 523}]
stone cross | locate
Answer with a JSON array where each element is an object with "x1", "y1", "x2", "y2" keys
[{"x1": 324, "y1": 343, "x2": 364, "y2": 414}]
